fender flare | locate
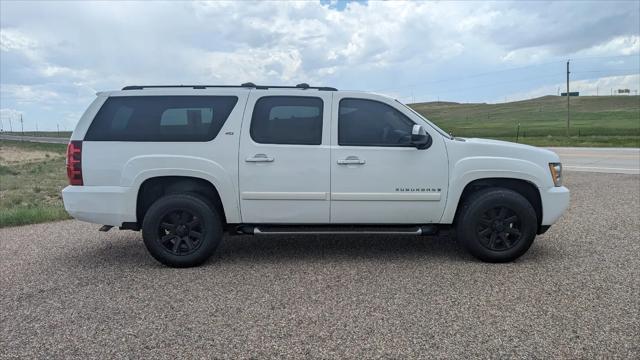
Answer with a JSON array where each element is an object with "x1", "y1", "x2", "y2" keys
[
  {"x1": 121, "y1": 155, "x2": 241, "y2": 223},
  {"x1": 439, "y1": 157, "x2": 548, "y2": 223}
]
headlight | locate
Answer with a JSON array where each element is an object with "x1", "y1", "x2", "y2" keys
[{"x1": 549, "y1": 162, "x2": 562, "y2": 187}]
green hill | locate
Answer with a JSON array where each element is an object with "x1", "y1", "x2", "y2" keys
[{"x1": 409, "y1": 95, "x2": 640, "y2": 147}]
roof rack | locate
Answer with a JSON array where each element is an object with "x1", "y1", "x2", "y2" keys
[{"x1": 121, "y1": 83, "x2": 337, "y2": 91}]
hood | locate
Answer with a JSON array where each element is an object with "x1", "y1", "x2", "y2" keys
[{"x1": 452, "y1": 137, "x2": 560, "y2": 164}]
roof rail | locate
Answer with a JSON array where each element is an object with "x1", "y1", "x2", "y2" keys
[{"x1": 121, "y1": 83, "x2": 337, "y2": 91}]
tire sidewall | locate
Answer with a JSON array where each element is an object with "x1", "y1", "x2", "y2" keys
[
  {"x1": 142, "y1": 194, "x2": 222, "y2": 267},
  {"x1": 457, "y1": 189, "x2": 537, "y2": 262}
]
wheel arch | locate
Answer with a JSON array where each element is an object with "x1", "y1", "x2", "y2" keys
[
  {"x1": 448, "y1": 177, "x2": 543, "y2": 228},
  {"x1": 136, "y1": 176, "x2": 229, "y2": 228}
]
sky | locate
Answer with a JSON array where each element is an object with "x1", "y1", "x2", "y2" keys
[{"x1": 1, "y1": 0, "x2": 639, "y2": 131}]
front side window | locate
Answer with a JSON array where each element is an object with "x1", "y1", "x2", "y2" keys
[
  {"x1": 250, "y1": 96, "x2": 323, "y2": 145},
  {"x1": 339, "y1": 98, "x2": 415, "y2": 147},
  {"x1": 85, "y1": 96, "x2": 238, "y2": 141}
]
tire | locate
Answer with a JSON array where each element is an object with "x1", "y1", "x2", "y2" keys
[
  {"x1": 456, "y1": 188, "x2": 537, "y2": 263},
  {"x1": 142, "y1": 193, "x2": 223, "y2": 267}
]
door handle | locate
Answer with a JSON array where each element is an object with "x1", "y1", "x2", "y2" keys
[
  {"x1": 245, "y1": 154, "x2": 274, "y2": 163},
  {"x1": 337, "y1": 156, "x2": 365, "y2": 165}
]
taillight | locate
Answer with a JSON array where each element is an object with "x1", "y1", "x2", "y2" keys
[{"x1": 66, "y1": 140, "x2": 83, "y2": 185}]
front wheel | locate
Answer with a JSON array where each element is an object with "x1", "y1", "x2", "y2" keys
[
  {"x1": 142, "y1": 193, "x2": 223, "y2": 267},
  {"x1": 456, "y1": 188, "x2": 537, "y2": 262}
]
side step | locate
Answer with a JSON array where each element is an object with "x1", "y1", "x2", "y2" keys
[
  {"x1": 99, "y1": 225, "x2": 113, "y2": 232},
  {"x1": 235, "y1": 224, "x2": 439, "y2": 236}
]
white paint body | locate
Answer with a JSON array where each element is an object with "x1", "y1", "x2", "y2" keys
[{"x1": 62, "y1": 87, "x2": 570, "y2": 228}]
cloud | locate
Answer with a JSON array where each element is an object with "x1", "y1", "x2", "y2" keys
[
  {"x1": 582, "y1": 35, "x2": 640, "y2": 57},
  {"x1": 484, "y1": 1, "x2": 640, "y2": 54},
  {"x1": 0, "y1": 0, "x2": 638, "y2": 129},
  {"x1": 0, "y1": 107, "x2": 22, "y2": 120},
  {"x1": 0, "y1": 84, "x2": 63, "y2": 104},
  {"x1": 0, "y1": 28, "x2": 37, "y2": 54}
]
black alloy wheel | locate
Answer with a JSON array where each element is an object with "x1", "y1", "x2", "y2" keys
[
  {"x1": 142, "y1": 193, "x2": 223, "y2": 267},
  {"x1": 157, "y1": 209, "x2": 204, "y2": 256},
  {"x1": 476, "y1": 206, "x2": 522, "y2": 251},
  {"x1": 456, "y1": 188, "x2": 537, "y2": 263}
]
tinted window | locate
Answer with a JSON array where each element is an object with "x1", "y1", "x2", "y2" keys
[
  {"x1": 250, "y1": 96, "x2": 323, "y2": 145},
  {"x1": 339, "y1": 98, "x2": 415, "y2": 147},
  {"x1": 85, "y1": 96, "x2": 238, "y2": 141},
  {"x1": 160, "y1": 108, "x2": 213, "y2": 126}
]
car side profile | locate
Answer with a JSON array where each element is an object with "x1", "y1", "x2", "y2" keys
[{"x1": 62, "y1": 83, "x2": 570, "y2": 267}]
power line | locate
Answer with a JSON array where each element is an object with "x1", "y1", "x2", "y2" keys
[
  {"x1": 569, "y1": 53, "x2": 640, "y2": 61},
  {"x1": 406, "y1": 73, "x2": 563, "y2": 102},
  {"x1": 571, "y1": 69, "x2": 639, "y2": 74},
  {"x1": 373, "y1": 60, "x2": 566, "y2": 93},
  {"x1": 373, "y1": 54, "x2": 639, "y2": 94},
  {"x1": 375, "y1": 54, "x2": 640, "y2": 103},
  {"x1": 400, "y1": 69, "x2": 639, "y2": 103}
]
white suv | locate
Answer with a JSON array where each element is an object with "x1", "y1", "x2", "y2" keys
[{"x1": 62, "y1": 83, "x2": 570, "y2": 267}]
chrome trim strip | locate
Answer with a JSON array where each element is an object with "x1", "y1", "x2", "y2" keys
[
  {"x1": 241, "y1": 192, "x2": 328, "y2": 200},
  {"x1": 331, "y1": 192, "x2": 441, "y2": 201}
]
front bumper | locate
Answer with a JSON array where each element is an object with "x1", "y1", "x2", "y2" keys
[
  {"x1": 540, "y1": 186, "x2": 570, "y2": 226},
  {"x1": 62, "y1": 185, "x2": 136, "y2": 226}
]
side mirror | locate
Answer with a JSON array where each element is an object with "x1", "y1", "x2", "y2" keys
[{"x1": 411, "y1": 124, "x2": 432, "y2": 149}]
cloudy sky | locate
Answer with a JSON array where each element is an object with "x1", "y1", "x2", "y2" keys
[{"x1": 1, "y1": 0, "x2": 639, "y2": 131}]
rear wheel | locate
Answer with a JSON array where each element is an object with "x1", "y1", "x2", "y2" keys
[
  {"x1": 142, "y1": 193, "x2": 222, "y2": 267},
  {"x1": 456, "y1": 188, "x2": 537, "y2": 262}
]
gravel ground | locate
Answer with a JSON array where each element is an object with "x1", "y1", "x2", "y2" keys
[{"x1": 1, "y1": 172, "x2": 639, "y2": 359}]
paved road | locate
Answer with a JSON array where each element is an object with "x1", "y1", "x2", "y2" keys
[
  {"x1": 1, "y1": 172, "x2": 638, "y2": 358},
  {"x1": 549, "y1": 147, "x2": 640, "y2": 175},
  {"x1": 0, "y1": 134, "x2": 69, "y2": 144}
]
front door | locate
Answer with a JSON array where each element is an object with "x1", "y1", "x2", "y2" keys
[
  {"x1": 330, "y1": 94, "x2": 449, "y2": 224},
  {"x1": 239, "y1": 90, "x2": 332, "y2": 223}
]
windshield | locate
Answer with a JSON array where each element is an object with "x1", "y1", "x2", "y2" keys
[{"x1": 395, "y1": 100, "x2": 453, "y2": 139}]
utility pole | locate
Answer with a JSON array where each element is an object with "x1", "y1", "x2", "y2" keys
[{"x1": 566, "y1": 60, "x2": 570, "y2": 137}]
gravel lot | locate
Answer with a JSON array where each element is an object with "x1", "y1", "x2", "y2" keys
[{"x1": 1, "y1": 172, "x2": 639, "y2": 359}]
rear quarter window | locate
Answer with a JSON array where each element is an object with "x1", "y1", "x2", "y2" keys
[{"x1": 84, "y1": 96, "x2": 238, "y2": 141}]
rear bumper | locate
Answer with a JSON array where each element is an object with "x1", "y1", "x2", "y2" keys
[
  {"x1": 540, "y1": 186, "x2": 570, "y2": 226},
  {"x1": 62, "y1": 185, "x2": 136, "y2": 226}
]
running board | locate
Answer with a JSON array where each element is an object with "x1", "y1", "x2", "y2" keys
[
  {"x1": 235, "y1": 225, "x2": 439, "y2": 236},
  {"x1": 99, "y1": 225, "x2": 113, "y2": 232}
]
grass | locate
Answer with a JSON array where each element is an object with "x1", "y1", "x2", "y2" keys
[
  {"x1": 409, "y1": 95, "x2": 640, "y2": 147},
  {"x1": 0, "y1": 139, "x2": 71, "y2": 227},
  {"x1": 485, "y1": 136, "x2": 639, "y2": 147},
  {"x1": 3, "y1": 131, "x2": 72, "y2": 138}
]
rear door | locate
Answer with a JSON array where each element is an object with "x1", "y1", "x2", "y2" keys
[{"x1": 238, "y1": 90, "x2": 332, "y2": 223}]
